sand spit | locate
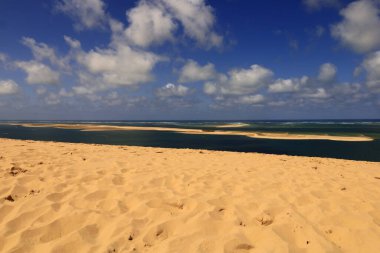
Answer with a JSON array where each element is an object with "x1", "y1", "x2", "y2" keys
[
  {"x1": 0, "y1": 138, "x2": 380, "y2": 252},
  {"x1": 12, "y1": 123, "x2": 374, "y2": 142},
  {"x1": 214, "y1": 123, "x2": 250, "y2": 128}
]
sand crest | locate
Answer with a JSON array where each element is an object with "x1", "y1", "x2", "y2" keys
[{"x1": 1, "y1": 138, "x2": 380, "y2": 252}]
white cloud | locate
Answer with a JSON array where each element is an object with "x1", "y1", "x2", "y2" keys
[
  {"x1": 22, "y1": 37, "x2": 56, "y2": 63},
  {"x1": 125, "y1": 1, "x2": 177, "y2": 47},
  {"x1": 69, "y1": 17, "x2": 164, "y2": 88},
  {"x1": 331, "y1": 0, "x2": 380, "y2": 53},
  {"x1": 303, "y1": 0, "x2": 341, "y2": 10},
  {"x1": 81, "y1": 43, "x2": 160, "y2": 86},
  {"x1": 362, "y1": 50, "x2": 380, "y2": 91},
  {"x1": 237, "y1": 94, "x2": 265, "y2": 104},
  {"x1": 56, "y1": 0, "x2": 107, "y2": 30},
  {"x1": 179, "y1": 60, "x2": 217, "y2": 83},
  {"x1": 318, "y1": 63, "x2": 337, "y2": 82},
  {"x1": 21, "y1": 37, "x2": 67, "y2": 69},
  {"x1": 156, "y1": 83, "x2": 190, "y2": 97},
  {"x1": 123, "y1": 0, "x2": 222, "y2": 49},
  {"x1": 268, "y1": 76, "x2": 308, "y2": 93},
  {"x1": 58, "y1": 88, "x2": 74, "y2": 98},
  {"x1": 203, "y1": 64, "x2": 273, "y2": 108},
  {"x1": 268, "y1": 101, "x2": 287, "y2": 107},
  {"x1": 203, "y1": 81, "x2": 218, "y2": 95},
  {"x1": 162, "y1": 0, "x2": 222, "y2": 48},
  {"x1": 0, "y1": 80, "x2": 20, "y2": 95},
  {"x1": 15, "y1": 61, "x2": 60, "y2": 85},
  {"x1": 228, "y1": 65, "x2": 273, "y2": 88},
  {"x1": 72, "y1": 71, "x2": 108, "y2": 95},
  {"x1": 204, "y1": 65, "x2": 273, "y2": 96},
  {"x1": 64, "y1": 35, "x2": 81, "y2": 49},
  {"x1": 302, "y1": 88, "x2": 330, "y2": 98}
]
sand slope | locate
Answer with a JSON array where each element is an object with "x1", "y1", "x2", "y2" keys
[{"x1": 0, "y1": 138, "x2": 380, "y2": 253}]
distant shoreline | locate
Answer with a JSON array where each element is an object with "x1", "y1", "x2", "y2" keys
[{"x1": 9, "y1": 123, "x2": 374, "y2": 142}]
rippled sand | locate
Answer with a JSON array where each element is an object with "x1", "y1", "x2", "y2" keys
[{"x1": 1, "y1": 138, "x2": 380, "y2": 253}]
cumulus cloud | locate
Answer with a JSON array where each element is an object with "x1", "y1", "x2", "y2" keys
[
  {"x1": 22, "y1": 37, "x2": 56, "y2": 62},
  {"x1": 237, "y1": 94, "x2": 265, "y2": 105},
  {"x1": 303, "y1": 0, "x2": 341, "y2": 10},
  {"x1": 15, "y1": 61, "x2": 60, "y2": 85},
  {"x1": 61, "y1": 17, "x2": 164, "y2": 88},
  {"x1": 228, "y1": 65, "x2": 273, "y2": 88},
  {"x1": 156, "y1": 83, "x2": 190, "y2": 98},
  {"x1": 302, "y1": 88, "x2": 330, "y2": 98},
  {"x1": 202, "y1": 64, "x2": 273, "y2": 108},
  {"x1": 162, "y1": 0, "x2": 222, "y2": 48},
  {"x1": 268, "y1": 76, "x2": 308, "y2": 93},
  {"x1": 179, "y1": 60, "x2": 217, "y2": 83},
  {"x1": 318, "y1": 63, "x2": 337, "y2": 82},
  {"x1": 204, "y1": 65, "x2": 273, "y2": 96},
  {"x1": 125, "y1": 1, "x2": 177, "y2": 47},
  {"x1": 81, "y1": 43, "x2": 160, "y2": 86},
  {"x1": 21, "y1": 37, "x2": 67, "y2": 69},
  {"x1": 362, "y1": 50, "x2": 380, "y2": 91},
  {"x1": 331, "y1": 0, "x2": 380, "y2": 53},
  {"x1": 0, "y1": 80, "x2": 20, "y2": 95},
  {"x1": 124, "y1": 0, "x2": 222, "y2": 48},
  {"x1": 56, "y1": 0, "x2": 107, "y2": 30}
]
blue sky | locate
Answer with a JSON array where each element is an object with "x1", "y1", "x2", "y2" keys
[{"x1": 0, "y1": 0, "x2": 379, "y2": 120}]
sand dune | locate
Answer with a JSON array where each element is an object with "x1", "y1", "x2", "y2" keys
[
  {"x1": 1, "y1": 138, "x2": 380, "y2": 253},
  {"x1": 11, "y1": 123, "x2": 374, "y2": 142}
]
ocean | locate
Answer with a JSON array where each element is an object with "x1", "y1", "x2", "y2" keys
[{"x1": 1, "y1": 120, "x2": 380, "y2": 162}]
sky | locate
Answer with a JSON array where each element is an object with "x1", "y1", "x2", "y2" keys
[{"x1": 0, "y1": 0, "x2": 379, "y2": 120}]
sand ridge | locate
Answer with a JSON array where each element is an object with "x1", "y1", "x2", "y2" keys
[
  {"x1": 9, "y1": 123, "x2": 374, "y2": 142},
  {"x1": 1, "y1": 138, "x2": 380, "y2": 252}
]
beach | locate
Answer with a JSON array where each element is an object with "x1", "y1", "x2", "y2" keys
[{"x1": 1, "y1": 138, "x2": 380, "y2": 252}]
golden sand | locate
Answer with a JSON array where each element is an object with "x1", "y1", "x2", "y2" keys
[
  {"x1": 12, "y1": 123, "x2": 373, "y2": 142},
  {"x1": 1, "y1": 138, "x2": 380, "y2": 253}
]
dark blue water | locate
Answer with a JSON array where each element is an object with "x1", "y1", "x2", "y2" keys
[{"x1": 0, "y1": 121, "x2": 380, "y2": 162}]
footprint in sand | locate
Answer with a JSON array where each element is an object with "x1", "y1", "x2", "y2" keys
[
  {"x1": 224, "y1": 239, "x2": 254, "y2": 253},
  {"x1": 112, "y1": 175, "x2": 125, "y2": 185},
  {"x1": 46, "y1": 190, "x2": 71, "y2": 202},
  {"x1": 143, "y1": 226, "x2": 168, "y2": 247},
  {"x1": 79, "y1": 224, "x2": 99, "y2": 243},
  {"x1": 143, "y1": 220, "x2": 180, "y2": 246},
  {"x1": 39, "y1": 214, "x2": 86, "y2": 243},
  {"x1": 84, "y1": 190, "x2": 109, "y2": 201}
]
